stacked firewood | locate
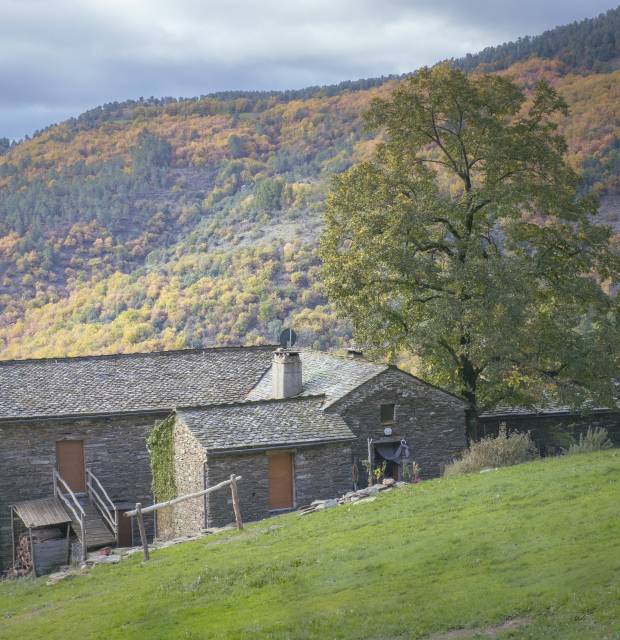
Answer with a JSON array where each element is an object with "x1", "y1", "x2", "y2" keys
[
  {"x1": 11, "y1": 535, "x2": 33, "y2": 577},
  {"x1": 8, "y1": 528, "x2": 64, "y2": 578}
]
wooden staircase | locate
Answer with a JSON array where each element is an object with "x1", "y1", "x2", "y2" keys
[
  {"x1": 53, "y1": 469, "x2": 119, "y2": 560},
  {"x1": 71, "y1": 499, "x2": 117, "y2": 550}
]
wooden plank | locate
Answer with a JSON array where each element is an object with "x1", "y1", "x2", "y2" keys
[
  {"x1": 12, "y1": 497, "x2": 72, "y2": 529},
  {"x1": 33, "y1": 539, "x2": 68, "y2": 575}
]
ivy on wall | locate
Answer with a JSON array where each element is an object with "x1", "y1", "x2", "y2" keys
[{"x1": 147, "y1": 415, "x2": 177, "y2": 502}]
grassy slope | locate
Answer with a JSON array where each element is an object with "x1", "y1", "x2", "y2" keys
[{"x1": 1, "y1": 451, "x2": 618, "y2": 640}]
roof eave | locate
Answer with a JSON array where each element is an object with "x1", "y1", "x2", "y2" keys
[
  {"x1": 205, "y1": 435, "x2": 356, "y2": 456},
  {"x1": 0, "y1": 408, "x2": 174, "y2": 425}
]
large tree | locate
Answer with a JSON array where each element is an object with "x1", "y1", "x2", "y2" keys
[{"x1": 321, "y1": 64, "x2": 618, "y2": 439}]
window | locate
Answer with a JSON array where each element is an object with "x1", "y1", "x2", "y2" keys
[{"x1": 380, "y1": 403, "x2": 395, "y2": 425}]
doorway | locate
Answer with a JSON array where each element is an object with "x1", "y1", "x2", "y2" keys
[
  {"x1": 117, "y1": 510, "x2": 133, "y2": 547},
  {"x1": 55, "y1": 440, "x2": 86, "y2": 493},
  {"x1": 268, "y1": 452, "x2": 294, "y2": 510}
]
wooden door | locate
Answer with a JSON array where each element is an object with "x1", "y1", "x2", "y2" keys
[
  {"x1": 117, "y1": 510, "x2": 133, "y2": 547},
  {"x1": 268, "y1": 452, "x2": 294, "y2": 510},
  {"x1": 56, "y1": 440, "x2": 85, "y2": 493}
]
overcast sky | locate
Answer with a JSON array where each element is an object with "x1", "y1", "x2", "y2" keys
[{"x1": 0, "y1": 1, "x2": 616, "y2": 140}]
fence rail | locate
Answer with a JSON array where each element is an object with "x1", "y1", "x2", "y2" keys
[{"x1": 124, "y1": 474, "x2": 243, "y2": 561}]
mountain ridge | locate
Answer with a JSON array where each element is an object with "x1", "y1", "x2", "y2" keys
[{"x1": 0, "y1": 10, "x2": 618, "y2": 361}]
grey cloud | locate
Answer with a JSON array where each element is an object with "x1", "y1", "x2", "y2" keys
[{"x1": 0, "y1": 0, "x2": 616, "y2": 139}]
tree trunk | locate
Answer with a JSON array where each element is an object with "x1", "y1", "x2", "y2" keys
[
  {"x1": 459, "y1": 352, "x2": 479, "y2": 442},
  {"x1": 465, "y1": 405, "x2": 479, "y2": 443}
]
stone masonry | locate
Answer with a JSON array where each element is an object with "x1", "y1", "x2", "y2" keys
[
  {"x1": 203, "y1": 443, "x2": 353, "y2": 529},
  {"x1": 327, "y1": 368, "x2": 467, "y2": 482},
  {"x1": 160, "y1": 418, "x2": 207, "y2": 538},
  {"x1": 0, "y1": 413, "x2": 162, "y2": 568}
]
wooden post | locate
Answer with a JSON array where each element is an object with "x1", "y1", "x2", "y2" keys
[
  {"x1": 367, "y1": 437, "x2": 374, "y2": 486},
  {"x1": 135, "y1": 503, "x2": 149, "y2": 561},
  {"x1": 230, "y1": 474, "x2": 243, "y2": 530},
  {"x1": 80, "y1": 513, "x2": 87, "y2": 562},
  {"x1": 10, "y1": 507, "x2": 15, "y2": 568},
  {"x1": 65, "y1": 523, "x2": 71, "y2": 564},
  {"x1": 28, "y1": 529, "x2": 36, "y2": 577}
]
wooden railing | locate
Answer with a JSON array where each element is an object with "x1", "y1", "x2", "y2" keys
[
  {"x1": 124, "y1": 474, "x2": 243, "y2": 561},
  {"x1": 86, "y1": 469, "x2": 119, "y2": 544},
  {"x1": 53, "y1": 469, "x2": 87, "y2": 561}
]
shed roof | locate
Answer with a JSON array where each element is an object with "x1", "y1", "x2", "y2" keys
[
  {"x1": 479, "y1": 405, "x2": 616, "y2": 419},
  {"x1": 247, "y1": 350, "x2": 387, "y2": 406},
  {"x1": 0, "y1": 346, "x2": 275, "y2": 420},
  {"x1": 12, "y1": 497, "x2": 71, "y2": 528},
  {"x1": 177, "y1": 396, "x2": 355, "y2": 452}
]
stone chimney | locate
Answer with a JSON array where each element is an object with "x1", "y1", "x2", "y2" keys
[
  {"x1": 272, "y1": 348, "x2": 303, "y2": 399},
  {"x1": 346, "y1": 346, "x2": 364, "y2": 359}
]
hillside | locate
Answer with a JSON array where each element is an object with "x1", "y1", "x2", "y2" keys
[
  {"x1": 0, "y1": 9, "x2": 619, "y2": 359},
  {"x1": 0, "y1": 451, "x2": 618, "y2": 639}
]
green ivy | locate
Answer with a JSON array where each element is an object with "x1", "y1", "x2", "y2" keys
[{"x1": 147, "y1": 415, "x2": 177, "y2": 501}]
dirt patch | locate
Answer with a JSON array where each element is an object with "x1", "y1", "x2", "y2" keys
[{"x1": 425, "y1": 617, "x2": 532, "y2": 639}]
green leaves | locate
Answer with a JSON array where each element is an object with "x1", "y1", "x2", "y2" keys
[{"x1": 321, "y1": 65, "x2": 619, "y2": 434}]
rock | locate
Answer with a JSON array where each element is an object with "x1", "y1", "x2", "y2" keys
[
  {"x1": 382, "y1": 478, "x2": 396, "y2": 487},
  {"x1": 352, "y1": 496, "x2": 376, "y2": 506},
  {"x1": 315, "y1": 499, "x2": 338, "y2": 510}
]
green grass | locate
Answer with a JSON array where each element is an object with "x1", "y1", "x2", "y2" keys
[{"x1": 1, "y1": 451, "x2": 619, "y2": 640}]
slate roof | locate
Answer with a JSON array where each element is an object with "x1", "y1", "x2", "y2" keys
[
  {"x1": 177, "y1": 396, "x2": 355, "y2": 452},
  {"x1": 479, "y1": 405, "x2": 616, "y2": 418},
  {"x1": 0, "y1": 346, "x2": 275, "y2": 419},
  {"x1": 246, "y1": 350, "x2": 387, "y2": 406}
]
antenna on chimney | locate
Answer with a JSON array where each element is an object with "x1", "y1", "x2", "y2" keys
[{"x1": 279, "y1": 328, "x2": 297, "y2": 350}]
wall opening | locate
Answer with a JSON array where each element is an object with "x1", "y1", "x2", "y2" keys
[{"x1": 267, "y1": 452, "x2": 294, "y2": 510}]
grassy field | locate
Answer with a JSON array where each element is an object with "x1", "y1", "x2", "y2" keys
[{"x1": 1, "y1": 451, "x2": 619, "y2": 640}]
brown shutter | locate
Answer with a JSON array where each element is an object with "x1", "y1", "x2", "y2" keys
[
  {"x1": 56, "y1": 440, "x2": 85, "y2": 493},
  {"x1": 268, "y1": 452, "x2": 294, "y2": 509}
]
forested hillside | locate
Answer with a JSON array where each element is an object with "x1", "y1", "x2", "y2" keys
[{"x1": 0, "y1": 9, "x2": 618, "y2": 359}]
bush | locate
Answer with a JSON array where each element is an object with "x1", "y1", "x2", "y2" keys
[
  {"x1": 444, "y1": 425, "x2": 537, "y2": 476},
  {"x1": 566, "y1": 427, "x2": 613, "y2": 455}
]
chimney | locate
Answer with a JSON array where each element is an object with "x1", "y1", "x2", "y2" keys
[
  {"x1": 272, "y1": 348, "x2": 303, "y2": 399},
  {"x1": 346, "y1": 346, "x2": 364, "y2": 359}
]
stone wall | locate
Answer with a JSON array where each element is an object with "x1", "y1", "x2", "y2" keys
[
  {"x1": 202, "y1": 443, "x2": 353, "y2": 529},
  {"x1": 0, "y1": 413, "x2": 164, "y2": 569},
  {"x1": 157, "y1": 418, "x2": 207, "y2": 539},
  {"x1": 327, "y1": 368, "x2": 467, "y2": 482},
  {"x1": 478, "y1": 411, "x2": 620, "y2": 455}
]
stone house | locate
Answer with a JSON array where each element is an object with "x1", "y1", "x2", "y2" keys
[
  {"x1": 159, "y1": 348, "x2": 467, "y2": 537},
  {"x1": 0, "y1": 345, "x2": 467, "y2": 569}
]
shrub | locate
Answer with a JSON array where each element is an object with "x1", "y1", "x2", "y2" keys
[
  {"x1": 444, "y1": 424, "x2": 537, "y2": 476},
  {"x1": 566, "y1": 427, "x2": 613, "y2": 455}
]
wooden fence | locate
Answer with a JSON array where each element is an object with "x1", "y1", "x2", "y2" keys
[{"x1": 124, "y1": 474, "x2": 242, "y2": 561}]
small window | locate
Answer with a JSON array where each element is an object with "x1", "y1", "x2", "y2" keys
[{"x1": 380, "y1": 404, "x2": 395, "y2": 425}]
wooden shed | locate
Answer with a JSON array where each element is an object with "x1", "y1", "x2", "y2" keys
[{"x1": 10, "y1": 497, "x2": 72, "y2": 576}]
